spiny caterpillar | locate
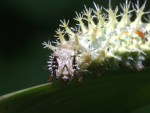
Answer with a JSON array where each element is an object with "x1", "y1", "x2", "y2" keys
[{"x1": 43, "y1": 0, "x2": 150, "y2": 82}]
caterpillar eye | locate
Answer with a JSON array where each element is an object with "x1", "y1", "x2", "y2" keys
[
  {"x1": 72, "y1": 55, "x2": 77, "y2": 70},
  {"x1": 51, "y1": 56, "x2": 59, "y2": 76},
  {"x1": 71, "y1": 55, "x2": 80, "y2": 77}
]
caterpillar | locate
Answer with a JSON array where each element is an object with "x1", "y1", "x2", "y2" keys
[{"x1": 43, "y1": 0, "x2": 150, "y2": 82}]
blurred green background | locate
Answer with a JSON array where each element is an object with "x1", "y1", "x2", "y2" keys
[{"x1": 0, "y1": 0, "x2": 150, "y2": 95}]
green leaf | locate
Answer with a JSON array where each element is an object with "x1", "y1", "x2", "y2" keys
[{"x1": 0, "y1": 69, "x2": 150, "y2": 113}]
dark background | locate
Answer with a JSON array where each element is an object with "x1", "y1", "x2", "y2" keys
[{"x1": 0, "y1": 0, "x2": 150, "y2": 95}]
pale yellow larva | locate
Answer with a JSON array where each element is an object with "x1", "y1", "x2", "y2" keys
[{"x1": 43, "y1": 0, "x2": 150, "y2": 82}]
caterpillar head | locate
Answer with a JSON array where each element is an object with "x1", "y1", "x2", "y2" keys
[{"x1": 49, "y1": 48, "x2": 79, "y2": 81}]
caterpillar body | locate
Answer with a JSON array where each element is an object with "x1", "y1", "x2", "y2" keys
[{"x1": 43, "y1": 0, "x2": 150, "y2": 82}]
